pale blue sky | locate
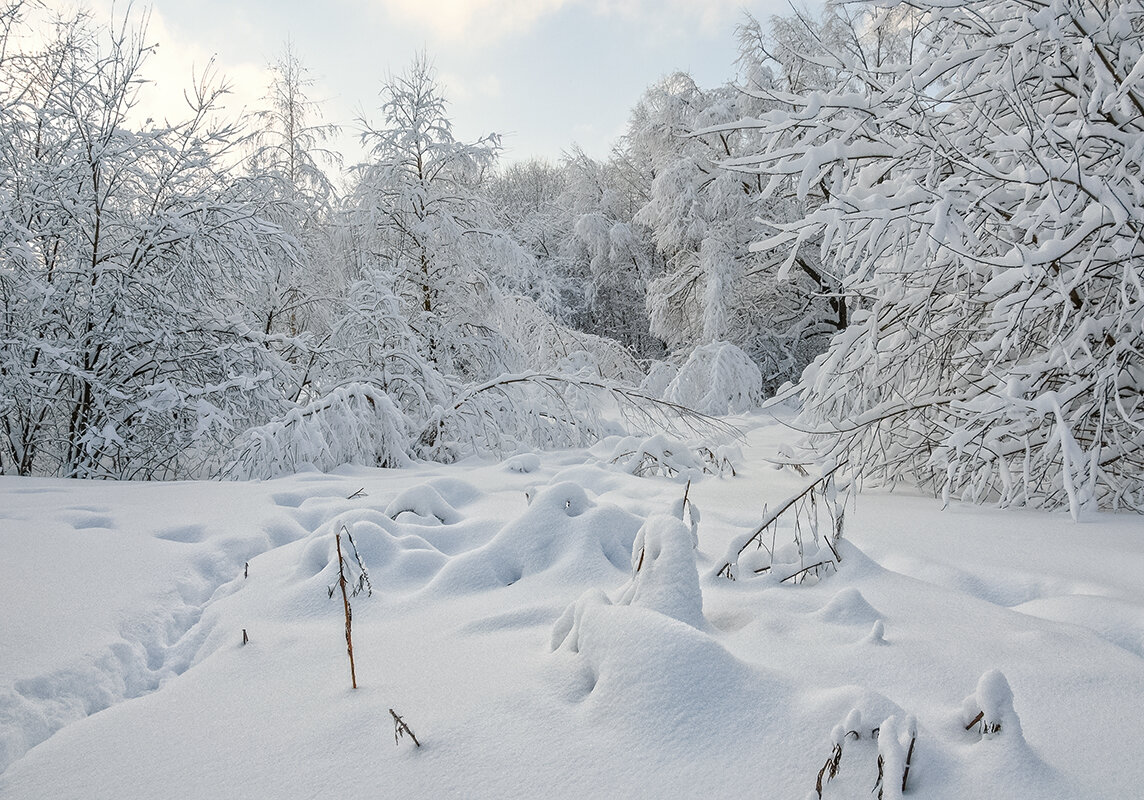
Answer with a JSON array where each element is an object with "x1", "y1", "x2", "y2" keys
[{"x1": 87, "y1": 1, "x2": 806, "y2": 164}]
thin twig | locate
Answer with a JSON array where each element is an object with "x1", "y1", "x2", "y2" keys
[{"x1": 390, "y1": 708, "x2": 421, "y2": 748}]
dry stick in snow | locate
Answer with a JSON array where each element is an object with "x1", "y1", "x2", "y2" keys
[
  {"x1": 335, "y1": 529, "x2": 358, "y2": 689},
  {"x1": 329, "y1": 526, "x2": 372, "y2": 689},
  {"x1": 902, "y1": 730, "x2": 916, "y2": 792},
  {"x1": 390, "y1": 708, "x2": 421, "y2": 747}
]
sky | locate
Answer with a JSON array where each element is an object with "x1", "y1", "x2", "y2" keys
[{"x1": 77, "y1": 0, "x2": 805, "y2": 166}]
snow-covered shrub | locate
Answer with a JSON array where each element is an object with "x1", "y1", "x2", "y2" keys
[
  {"x1": 320, "y1": 269, "x2": 457, "y2": 429},
  {"x1": 225, "y1": 384, "x2": 412, "y2": 479},
  {"x1": 814, "y1": 706, "x2": 915, "y2": 800},
  {"x1": 436, "y1": 372, "x2": 737, "y2": 460},
  {"x1": 605, "y1": 434, "x2": 707, "y2": 478},
  {"x1": 664, "y1": 342, "x2": 762, "y2": 416},
  {"x1": 873, "y1": 715, "x2": 917, "y2": 800},
  {"x1": 639, "y1": 360, "x2": 678, "y2": 399},
  {"x1": 602, "y1": 434, "x2": 739, "y2": 479},
  {"x1": 433, "y1": 373, "x2": 609, "y2": 458},
  {"x1": 715, "y1": 461, "x2": 845, "y2": 582},
  {"x1": 697, "y1": 444, "x2": 740, "y2": 477},
  {"x1": 496, "y1": 295, "x2": 645, "y2": 384}
]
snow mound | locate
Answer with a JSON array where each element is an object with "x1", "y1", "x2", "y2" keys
[
  {"x1": 298, "y1": 510, "x2": 447, "y2": 592},
  {"x1": 504, "y1": 453, "x2": 541, "y2": 473},
  {"x1": 427, "y1": 482, "x2": 640, "y2": 593},
  {"x1": 963, "y1": 669, "x2": 1022, "y2": 741},
  {"x1": 663, "y1": 341, "x2": 762, "y2": 415},
  {"x1": 549, "y1": 590, "x2": 786, "y2": 750},
  {"x1": 815, "y1": 587, "x2": 882, "y2": 626},
  {"x1": 1013, "y1": 595, "x2": 1144, "y2": 658},
  {"x1": 384, "y1": 485, "x2": 461, "y2": 525},
  {"x1": 865, "y1": 619, "x2": 887, "y2": 645}
]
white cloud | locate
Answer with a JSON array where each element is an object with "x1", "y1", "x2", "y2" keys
[
  {"x1": 367, "y1": 0, "x2": 569, "y2": 43},
  {"x1": 361, "y1": 0, "x2": 743, "y2": 44},
  {"x1": 83, "y1": 2, "x2": 271, "y2": 126}
]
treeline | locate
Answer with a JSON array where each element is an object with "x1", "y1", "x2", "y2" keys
[
  {"x1": 2, "y1": 1, "x2": 1141, "y2": 515},
  {"x1": 0, "y1": 2, "x2": 835, "y2": 480}
]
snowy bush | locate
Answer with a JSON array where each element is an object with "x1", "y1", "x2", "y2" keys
[
  {"x1": 715, "y1": 460, "x2": 845, "y2": 582},
  {"x1": 663, "y1": 342, "x2": 762, "y2": 416},
  {"x1": 605, "y1": 434, "x2": 706, "y2": 478},
  {"x1": 225, "y1": 384, "x2": 412, "y2": 479},
  {"x1": 963, "y1": 669, "x2": 1022, "y2": 741},
  {"x1": 434, "y1": 372, "x2": 737, "y2": 460},
  {"x1": 603, "y1": 434, "x2": 739, "y2": 479},
  {"x1": 639, "y1": 360, "x2": 678, "y2": 399}
]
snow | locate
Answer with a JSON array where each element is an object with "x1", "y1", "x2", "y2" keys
[{"x1": 2, "y1": 413, "x2": 1143, "y2": 798}]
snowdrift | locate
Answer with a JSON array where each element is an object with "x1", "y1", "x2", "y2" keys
[{"x1": 1, "y1": 416, "x2": 1142, "y2": 799}]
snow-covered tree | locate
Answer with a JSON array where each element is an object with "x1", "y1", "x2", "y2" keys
[
  {"x1": 734, "y1": 0, "x2": 1144, "y2": 513},
  {"x1": 246, "y1": 41, "x2": 342, "y2": 340},
  {"x1": 485, "y1": 158, "x2": 579, "y2": 318},
  {"x1": 626, "y1": 71, "x2": 837, "y2": 392},
  {"x1": 560, "y1": 146, "x2": 663, "y2": 357},
  {"x1": 0, "y1": 9, "x2": 304, "y2": 478},
  {"x1": 346, "y1": 53, "x2": 526, "y2": 381}
]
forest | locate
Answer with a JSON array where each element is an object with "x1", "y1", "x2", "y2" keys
[{"x1": 1, "y1": 0, "x2": 1141, "y2": 515}]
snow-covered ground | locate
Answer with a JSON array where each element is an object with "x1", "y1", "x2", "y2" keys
[{"x1": 1, "y1": 414, "x2": 1142, "y2": 799}]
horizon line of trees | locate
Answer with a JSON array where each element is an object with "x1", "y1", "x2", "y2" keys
[{"x1": 2, "y1": 0, "x2": 1140, "y2": 516}]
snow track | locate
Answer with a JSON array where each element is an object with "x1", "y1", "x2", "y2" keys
[{"x1": 0, "y1": 478, "x2": 342, "y2": 775}]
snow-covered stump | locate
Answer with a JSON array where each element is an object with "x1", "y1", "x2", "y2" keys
[
  {"x1": 617, "y1": 513, "x2": 704, "y2": 629},
  {"x1": 963, "y1": 669, "x2": 1022, "y2": 742}
]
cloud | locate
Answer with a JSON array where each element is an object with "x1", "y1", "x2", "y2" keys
[
  {"x1": 438, "y1": 69, "x2": 502, "y2": 102},
  {"x1": 361, "y1": 0, "x2": 743, "y2": 44},
  {"x1": 368, "y1": 0, "x2": 570, "y2": 43},
  {"x1": 81, "y1": 1, "x2": 272, "y2": 125}
]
